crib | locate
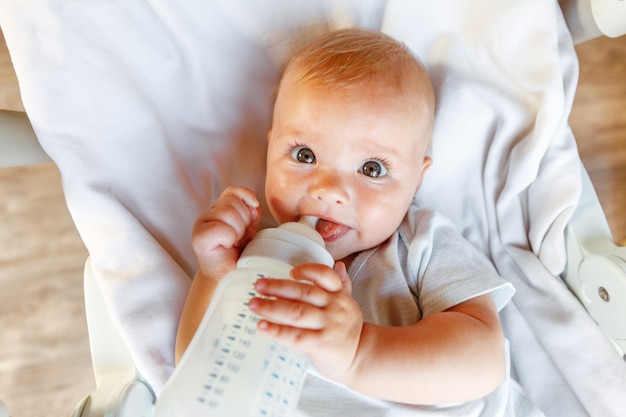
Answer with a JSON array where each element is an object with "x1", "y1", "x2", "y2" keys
[{"x1": 1, "y1": 0, "x2": 625, "y2": 416}]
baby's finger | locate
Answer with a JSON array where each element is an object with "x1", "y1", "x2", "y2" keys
[
  {"x1": 193, "y1": 203, "x2": 247, "y2": 248},
  {"x1": 333, "y1": 261, "x2": 352, "y2": 295},
  {"x1": 208, "y1": 187, "x2": 259, "y2": 231},
  {"x1": 212, "y1": 195, "x2": 256, "y2": 239},
  {"x1": 255, "y1": 320, "x2": 317, "y2": 351},
  {"x1": 254, "y1": 278, "x2": 331, "y2": 307},
  {"x1": 249, "y1": 297, "x2": 325, "y2": 330},
  {"x1": 191, "y1": 221, "x2": 239, "y2": 259},
  {"x1": 220, "y1": 186, "x2": 260, "y2": 210},
  {"x1": 290, "y1": 263, "x2": 344, "y2": 293},
  {"x1": 243, "y1": 205, "x2": 261, "y2": 246},
  {"x1": 193, "y1": 200, "x2": 258, "y2": 255}
]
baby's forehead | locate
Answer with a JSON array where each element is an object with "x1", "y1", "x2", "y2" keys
[
  {"x1": 297, "y1": 83, "x2": 431, "y2": 149},
  {"x1": 284, "y1": 66, "x2": 429, "y2": 108}
]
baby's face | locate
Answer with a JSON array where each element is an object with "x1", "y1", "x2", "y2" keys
[{"x1": 265, "y1": 76, "x2": 432, "y2": 262}]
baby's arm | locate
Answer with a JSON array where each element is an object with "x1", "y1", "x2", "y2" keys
[
  {"x1": 348, "y1": 293, "x2": 505, "y2": 404},
  {"x1": 250, "y1": 263, "x2": 505, "y2": 405},
  {"x1": 175, "y1": 186, "x2": 260, "y2": 363}
]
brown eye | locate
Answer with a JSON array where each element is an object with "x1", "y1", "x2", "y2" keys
[
  {"x1": 360, "y1": 160, "x2": 387, "y2": 178},
  {"x1": 291, "y1": 146, "x2": 316, "y2": 164}
]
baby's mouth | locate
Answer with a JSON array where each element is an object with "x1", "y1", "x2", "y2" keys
[{"x1": 315, "y1": 218, "x2": 351, "y2": 242}]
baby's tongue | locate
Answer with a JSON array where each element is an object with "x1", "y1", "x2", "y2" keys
[{"x1": 315, "y1": 218, "x2": 349, "y2": 241}]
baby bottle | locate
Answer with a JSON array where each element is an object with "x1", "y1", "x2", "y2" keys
[{"x1": 155, "y1": 216, "x2": 333, "y2": 417}]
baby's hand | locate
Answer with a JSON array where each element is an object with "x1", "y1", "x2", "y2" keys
[
  {"x1": 192, "y1": 186, "x2": 260, "y2": 281},
  {"x1": 249, "y1": 261, "x2": 363, "y2": 383}
]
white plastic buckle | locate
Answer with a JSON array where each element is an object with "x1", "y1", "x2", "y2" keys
[
  {"x1": 592, "y1": 0, "x2": 626, "y2": 37},
  {"x1": 563, "y1": 163, "x2": 626, "y2": 356}
]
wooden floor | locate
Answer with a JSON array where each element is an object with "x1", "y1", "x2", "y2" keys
[
  {"x1": 0, "y1": 30, "x2": 625, "y2": 417},
  {"x1": 571, "y1": 38, "x2": 626, "y2": 245},
  {"x1": 0, "y1": 32, "x2": 96, "y2": 417}
]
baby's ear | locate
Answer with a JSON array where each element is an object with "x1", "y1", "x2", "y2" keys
[
  {"x1": 414, "y1": 156, "x2": 433, "y2": 194},
  {"x1": 422, "y1": 156, "x2": 433, "y2": 173}
]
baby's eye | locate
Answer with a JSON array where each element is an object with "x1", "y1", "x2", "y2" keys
[
  {"x1": 360, "y1": 160, "x2": 388, "y2": 178},
  {"x1": 291, "y1": 146, "x2": 316, "y2": 164}
]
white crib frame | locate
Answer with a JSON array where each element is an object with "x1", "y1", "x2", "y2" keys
[{"x1": 0, "y1": 1, "x2": 624, "y2": 415}]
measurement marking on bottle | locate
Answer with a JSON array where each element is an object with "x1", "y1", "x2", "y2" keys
[
  {"x1": 195, "y1": 280, "x2": 309, "y2": 415},
  {"x1": 196, "y1": 283, "x2": 261, "y2": 409},
  {"x1": 255, "y1": 344, "x2": 309, "y2": 417}
]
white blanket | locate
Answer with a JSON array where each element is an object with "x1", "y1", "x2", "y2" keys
[{"x1": 2, "y1": 0, "x2": 625, "y2": 415}]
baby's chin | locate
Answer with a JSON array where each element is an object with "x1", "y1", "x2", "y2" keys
[
  {"x1": 327, "y1": 231, "x2": 397, "y2": 265},
  {"x1": 324, "y1": 242, "x2": 359, "y2": 264}
]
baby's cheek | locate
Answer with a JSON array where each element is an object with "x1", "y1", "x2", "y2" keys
[
  {"x1": 364, "y1": 201, "x2": 406, "y2": 239},
  {"x1": 266, "y1": 194, "x2": 293, "y2": 224}
]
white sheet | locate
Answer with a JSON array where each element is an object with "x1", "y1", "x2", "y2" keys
[{"x1": 2, "y1": 0, "x2": 625, "y2": 415}]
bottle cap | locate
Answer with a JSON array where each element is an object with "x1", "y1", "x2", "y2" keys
[
  {"x1": 238, "y1": 216, "x2": 334, "y2": 268},
  {"x1": 277, "y1": 216, "x2": 324, "y2": 247}
]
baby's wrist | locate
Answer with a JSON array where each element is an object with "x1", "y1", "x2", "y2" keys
[
  {"x1": 195, "y1": 253, "x2": 238, "y2": 281},
  {"x1": 194, "y1": 267, "x2": 228, "y2": 285},
  {"x1": 338, "y1": 323, "x2": 375, "y2": 387}
]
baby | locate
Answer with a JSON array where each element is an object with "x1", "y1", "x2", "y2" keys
[{"x1": 176, "y1": 28, "x2": 532, "y2": 416}]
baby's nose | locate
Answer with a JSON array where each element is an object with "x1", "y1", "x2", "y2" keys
[{"x1": 308, "y1": 172, "x2": 349, "y2": 205}]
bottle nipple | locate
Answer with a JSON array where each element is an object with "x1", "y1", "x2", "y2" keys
[
  {"x1": 277, "y1": 216, "x2": 323, "y2": 247},
  {"x1": 299, "y1": 216, "x2": 318, "y2": 228}
]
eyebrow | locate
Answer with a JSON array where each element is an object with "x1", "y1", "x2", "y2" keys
[
  {"x1": 358, "y1": 135, "x2": 407, "y2": 162},
  {"x1": 273, "y1": 127, "x2": 306, "y2": 139}
]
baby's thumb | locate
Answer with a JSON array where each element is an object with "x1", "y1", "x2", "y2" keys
[
  {"x1": 242, "y1": 205, "x2": 261, "y2": 246},
  {"x1": 333, "y1": 261, "x2": 352, "y2": 295}
]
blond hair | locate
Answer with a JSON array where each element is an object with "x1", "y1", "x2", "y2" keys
[
  {"x1": 284, "y1": 28, "x2": 433, "y2": 100},
  {"x1": 279, "y1": 28, "x2": 435, "y2": 148}
]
